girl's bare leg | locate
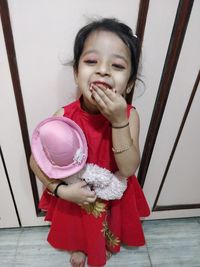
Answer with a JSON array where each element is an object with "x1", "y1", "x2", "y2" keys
[
  {"x1": 70, "y1": 249, "x2": 111, "y2": 267},
  {"x1": 106, "y1": 250, "x2": 112, "y2": 261},
  {"x1": 70, "y1": 251, "x2": 86, "y2": 267}
]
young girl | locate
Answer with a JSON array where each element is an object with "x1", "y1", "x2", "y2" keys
[{"x1": 30, "y1": 18, "x2": 150, "y2": 267}]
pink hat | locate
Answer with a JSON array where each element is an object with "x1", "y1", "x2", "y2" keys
[{"x1": 31, "y1": 116, "x2": 88, "y2": 178}]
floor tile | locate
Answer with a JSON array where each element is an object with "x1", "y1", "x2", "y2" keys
[
  {"x1": 0, "y1": 228, "x2": 22, "y2": 267},
  {"x1": 143, "y1": 218, "x2": 200, "y2": 267},
  {"x1": 106, "y1": 246, "x2": 151, "y2": 267},
  {"x1": 1, "y1": 218, "x2": 200, "y2": 267},
  {"x1": 14, "y1": 227, "x2": 70, "y2": 267}
]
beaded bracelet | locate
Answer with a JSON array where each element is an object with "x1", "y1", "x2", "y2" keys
[
  {"x1": 53, "y1": 181, "x2": 68, "y2": 198},
  {"x1": 112, "y1": 122, "x2": 129, "y2": 129},
  {"x1": 46, "y1": 180, "x2": 59, "y2": 196},
  {"x1": 112, "y1": 141, "x2": 133, "y2": 154}
]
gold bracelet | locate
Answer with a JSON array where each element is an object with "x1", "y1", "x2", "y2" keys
[
  {"x1": 112, "y1": 140, "x2": 133, "y2": 154},
  {"x1": 46, "y1": 179, "x2": 59, "y2": 189}
]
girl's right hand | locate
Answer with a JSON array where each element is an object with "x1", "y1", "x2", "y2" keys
[{"x1": 57, "y1": 181, "x2": 97, "y2": 205}]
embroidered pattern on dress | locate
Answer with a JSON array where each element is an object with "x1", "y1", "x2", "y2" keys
[
  {"x1": 81, "y1": 200, "x2": 106, "y2": 218},
  {"x1": 101, "y1": 220, "x2": 120, "y2": 248}
]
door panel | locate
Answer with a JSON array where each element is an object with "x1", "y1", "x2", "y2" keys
[
  {"x1": 142, "y1": 0, "x2": 200, "y2": 219},
  {"x1": 158, "y1": 82, "x2": 200, "y2": 206},
  {"x1": 0, "y1": 154, "x2": 19, "y2": 228},
  {"x1": 0, "y1": 18, "x2": 47, "y2": 227}
]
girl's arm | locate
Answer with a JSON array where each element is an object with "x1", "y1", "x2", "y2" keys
[
  {"x1": 112, "y1": 108, "x2": 140, "y2": 177},
  {"x1": 91, "y1": 85, "x2": 140, "y2": 177},
  {"x1": 30, "y1": 154, "x2": 62, "y2": 192},
  {"x1": 29, "y1": 108, "x2": 96, "y2": 204},
  {"x1": 30, "y1": 155, "x2": 96, "y2": 205}
]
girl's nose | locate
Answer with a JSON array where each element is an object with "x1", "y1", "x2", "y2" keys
[{"x1": 96, "y1": 63, "x2": 110, "y2": 76}]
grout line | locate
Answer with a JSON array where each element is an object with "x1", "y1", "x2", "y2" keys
[
  {"x1": 145, "y1": 242, "x2": 153, "y2": 267},
  {"x1": 196, "y1": 217, "x2": 200, "y2": 224},
  {"x1": 12, "y1": 228, "x2": 24, "y2": 266}
]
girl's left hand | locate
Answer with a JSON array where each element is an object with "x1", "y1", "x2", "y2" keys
[{"x1": 91, "y1": 83, "x2": 128, "y2": 126}]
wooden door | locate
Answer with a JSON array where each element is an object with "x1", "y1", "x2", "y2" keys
[
  {"x1": 136, "y1": 0, "x2": 200, "y2": 219},
  {"x1": 0, "y1": 0, "x2": 199, "y2": 227}
]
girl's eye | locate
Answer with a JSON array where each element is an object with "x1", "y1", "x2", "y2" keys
[
  {"x1": 84, "y1": 60, "x2": 97, "y2": 65},
  {"x1": 112, "y1": 64, "x2": 125, "y2": 70}
]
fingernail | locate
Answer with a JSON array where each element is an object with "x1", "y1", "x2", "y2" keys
[{"x1": 91, "y1": 83, "x2": 97, "y2": 90}]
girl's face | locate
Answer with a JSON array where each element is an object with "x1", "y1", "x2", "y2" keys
[{"x1": 74, "y1": 30, "x2": 132, "y2": 113}]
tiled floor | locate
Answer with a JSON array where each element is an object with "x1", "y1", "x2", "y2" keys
[{"x1": 0, "y1": 217, "x2": 200, "y2": 267}]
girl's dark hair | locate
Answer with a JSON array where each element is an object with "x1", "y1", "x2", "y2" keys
[{"x1": 73, "y1": 18, "x2": 140, "y2": 87}]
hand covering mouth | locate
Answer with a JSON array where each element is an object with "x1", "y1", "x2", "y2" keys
[{"x1": 91, "y1": 81, "x2": 112, "y2": 89}]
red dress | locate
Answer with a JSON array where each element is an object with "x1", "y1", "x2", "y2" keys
[{"x1": 39, "y1": 98, "x2": 150, "y2": 266}]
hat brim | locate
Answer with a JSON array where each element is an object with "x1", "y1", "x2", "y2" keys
[{"x1": 31, "y1": 116, "x2": 88, "y2": 178}]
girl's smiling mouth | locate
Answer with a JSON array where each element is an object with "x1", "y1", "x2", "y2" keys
[{"x1": 90, "y1": 81, "x2": 112, "y2": 89}]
